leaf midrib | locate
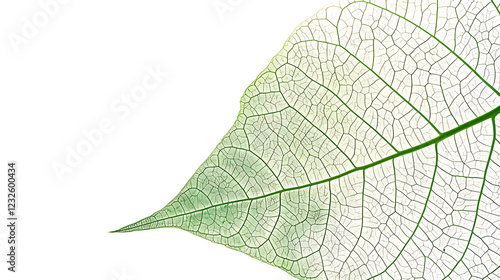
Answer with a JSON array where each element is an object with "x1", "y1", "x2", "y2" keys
[{"x1": 115, "y1": 105, "x2": 500, "y2": 233}]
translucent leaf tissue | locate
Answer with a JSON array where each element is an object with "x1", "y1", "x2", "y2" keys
[{"x1": 114, "y1": 0, "x2": 500, "y2": 279}]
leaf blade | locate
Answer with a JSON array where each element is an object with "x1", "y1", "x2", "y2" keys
[{"x1": 116, "y1": 1, "x2": 500, "y2": 278}]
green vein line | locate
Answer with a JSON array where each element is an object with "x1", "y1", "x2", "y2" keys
[
  {"x1": 435, "y1": 0, "x2": 439, "y2": 35},
  {"x1": 272, "y1": 68, "x2": 371, "y2": 166},
  {"x1": 443, "y1": 117, "x2": 497, "y2": 279},
  {"x1": 217, "y1": 146, "x2": 285, "y2": 190},
  {"x1": 291, "y1": 39, "x2": 442, "y2": 135},
  {"x1": 393, "y1": 159, "x2": 397, "y2": 212},
  {"x1": 339, "y1": 169, "x2": 366, "y2": 273},
  {"x1": 493, "y1": 0, "x2": 500, "y2": 15},
  {"x1": 282, "y1": 62, "x2": 400, "y2": 152},
  {"x1": 367, "y1": 144, "x2": 439, "y2": 279},
  {"x1": 113, "y1": 106, "x2": 500, "y2": 233},
  {"x1": 483, "y1": 264, "x2": 500, "y2": 279},
  {"x1": 360, "y1": 1, "x2": 500, "y2": 98}
]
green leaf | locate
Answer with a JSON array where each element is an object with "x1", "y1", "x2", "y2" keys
[{"x1": 115, "y1": 0, "x2": 500, "y2": 278}]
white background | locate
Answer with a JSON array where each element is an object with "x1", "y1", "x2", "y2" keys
[{"x1": 0, "y1": 1, "x2": 334, "y2": 279}]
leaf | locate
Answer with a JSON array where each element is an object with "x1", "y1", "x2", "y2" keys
[{"x1": 114, "y1": 0, "x2": 500, "y2": 279}]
